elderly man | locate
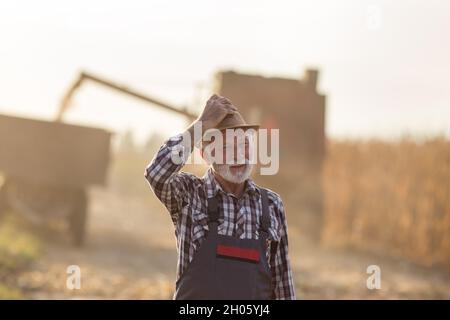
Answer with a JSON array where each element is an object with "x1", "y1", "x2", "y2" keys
[{"x1": 144, "y1": 94, "x2": 296, "y2": 300}]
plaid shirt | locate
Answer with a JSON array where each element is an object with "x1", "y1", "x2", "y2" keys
[{"x1": 144, "y1": 134, "x2": 296, "y2": 300}]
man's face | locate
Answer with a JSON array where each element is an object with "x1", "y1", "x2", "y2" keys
[{"x1": 202, "y1": 129, "x2": 256, "y2": 184}]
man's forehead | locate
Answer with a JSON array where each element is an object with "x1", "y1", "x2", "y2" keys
[
  {"x1": 201, "y1": 127, "x2": 256, "y2": 147},
  {"x1": 220, "y1": 128, "x2": 255, "y2": 142}
]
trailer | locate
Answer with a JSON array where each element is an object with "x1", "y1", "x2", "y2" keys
[
  {"x1": 0, "y1": 114, "x2": 112, "y2": 245},
  {"x1": 0, "y1": 71, "x2": 196, "y2": 246}
]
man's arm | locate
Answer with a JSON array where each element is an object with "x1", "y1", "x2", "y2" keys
[
  {"x1": 271, "y1": 198, "x2": 297, "y2": 300},
  {"x1": 144, "y1": 94, "x2": 237, "y2": 223},
  {"x1": 144, "y1": 133, "x2": 192, "y2": 223}
]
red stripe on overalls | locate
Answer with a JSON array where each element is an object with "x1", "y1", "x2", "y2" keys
[{"x1": 216, "y1": 245, "x2": 260, "y2": 262}]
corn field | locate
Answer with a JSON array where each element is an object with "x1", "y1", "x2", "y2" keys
[{"x1": 322, "y1": 137, "x2": 450, "y2": 266}]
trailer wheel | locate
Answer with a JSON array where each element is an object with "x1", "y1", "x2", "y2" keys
[{"x1": 69, "y1": 189, "x2": 88, "y2": 247}]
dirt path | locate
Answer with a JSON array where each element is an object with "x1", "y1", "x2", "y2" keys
[
  {"x1": 16, "y1": 186, "x2": 450, "y2": 299},
  {"x1": 18, "y1": 187, "x2": 177, "y2": 299}
]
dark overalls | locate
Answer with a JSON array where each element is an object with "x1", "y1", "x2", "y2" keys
[{"x1": 174, "y1": 188, "x2": 273, "y2": 300}]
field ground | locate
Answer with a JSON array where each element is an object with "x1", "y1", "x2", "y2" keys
[{"x1": 5, "y1": 185, "x2": 449, "y2": 299}]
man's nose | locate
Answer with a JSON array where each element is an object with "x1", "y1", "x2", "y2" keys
[{"x1": 234, "y1": 144, "x2": 248, "y2": 164}]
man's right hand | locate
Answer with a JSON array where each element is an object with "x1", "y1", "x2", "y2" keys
[{"x1": 197, "y1": 94, "x2": 237, "y2": 132}]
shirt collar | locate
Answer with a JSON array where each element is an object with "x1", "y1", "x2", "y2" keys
[{"x1": 202, "y1": 168, "x2": 260, "y2": 199}]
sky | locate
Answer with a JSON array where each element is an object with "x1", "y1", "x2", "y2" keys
[{"x1": 0, "y1": 0, "x2": 449, "y2": 145}]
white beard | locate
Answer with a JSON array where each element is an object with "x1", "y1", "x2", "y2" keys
[{"x1": 212, "y1": 163, "x2": 254, "y2": 184}]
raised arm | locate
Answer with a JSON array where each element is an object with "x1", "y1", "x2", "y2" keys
[{"x1": 144, "y1": 94, "x2": 237, "y2": 222}]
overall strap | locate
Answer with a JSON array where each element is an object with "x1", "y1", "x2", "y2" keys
[
  {"x1": 259, "y1": 188, "x2": 271, "y2": 241},
  {"x1": 207, "y1": 195, "x2": 220, "y2": 233}
]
